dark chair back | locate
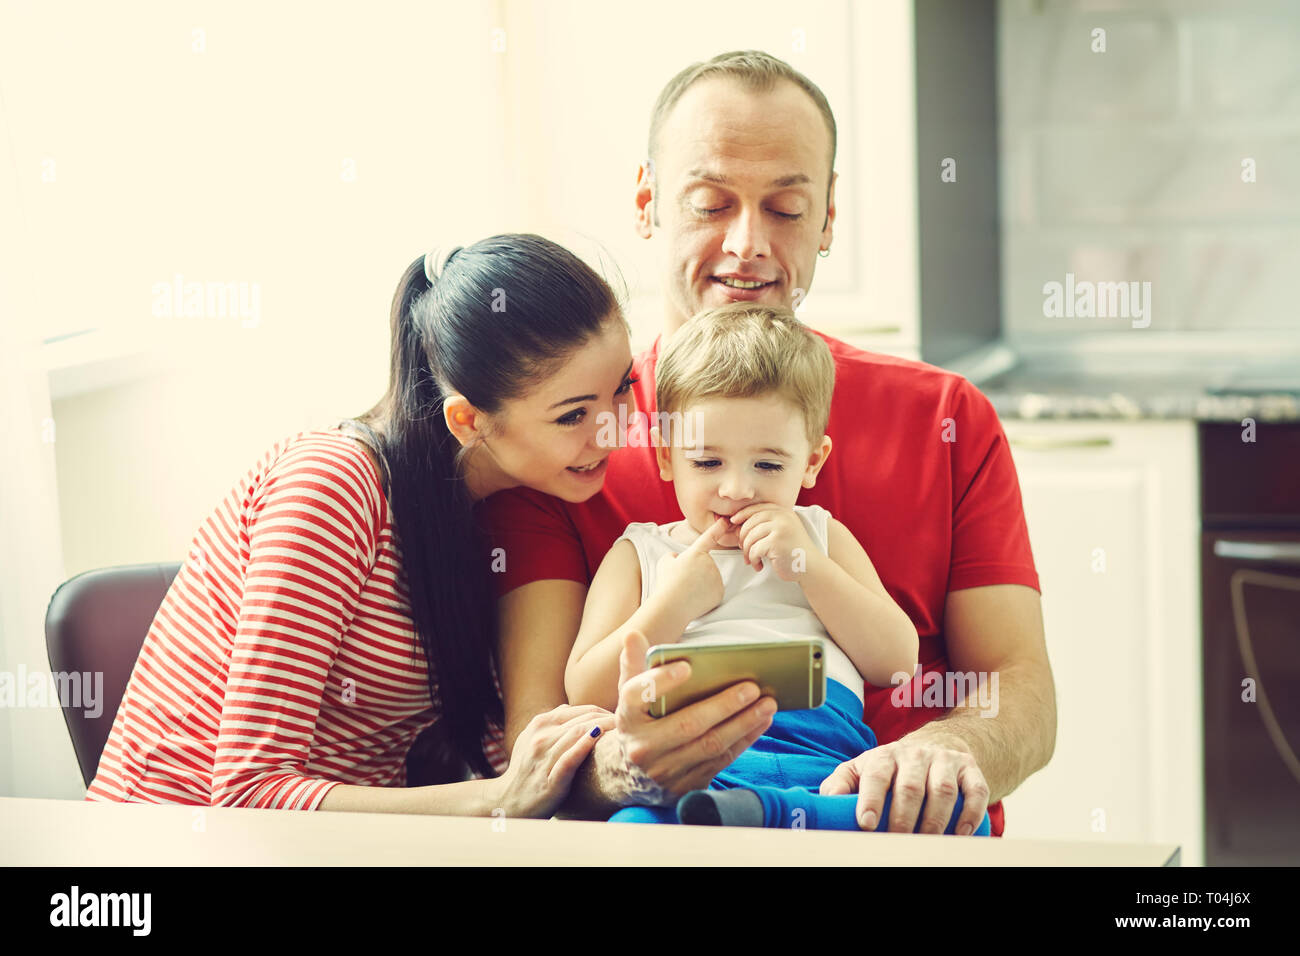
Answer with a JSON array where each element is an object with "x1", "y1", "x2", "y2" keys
[{"x1": 44, "y1": 563, "x2": 181, "y2": 787}]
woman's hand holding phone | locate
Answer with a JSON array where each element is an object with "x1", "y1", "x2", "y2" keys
[{"x1": 652, "y1": 516, "x2": 728, "y2": 622}]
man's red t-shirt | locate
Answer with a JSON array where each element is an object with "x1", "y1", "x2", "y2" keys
[{"x1": 476, "y1": 330, "x2": 1040, "y2": 837}]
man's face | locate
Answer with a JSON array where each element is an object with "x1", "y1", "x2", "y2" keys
[{"x1": 637, "y1": 77, "x2": 836, "y2": 332}]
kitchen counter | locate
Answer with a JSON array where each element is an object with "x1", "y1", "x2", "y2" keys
[
  {"x1": 964, "y1": 350, "x2": 1300, "y2": 421},
  {"x1": 983, "y1": 382, "x2": 1300, "y2": 422}
]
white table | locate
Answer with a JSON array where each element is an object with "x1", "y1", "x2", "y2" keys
[{"x1": 0, "y1": 797, "x2": 1180, "y2": 865}]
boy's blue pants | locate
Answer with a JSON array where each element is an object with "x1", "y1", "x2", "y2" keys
[{"x1": 608, "y1": 679, "x2": 991, "y2": 835}]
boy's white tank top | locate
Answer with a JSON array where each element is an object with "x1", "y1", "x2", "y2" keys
[{"x1": 615, "y1": 504, "x2": 865, "y2": 706}]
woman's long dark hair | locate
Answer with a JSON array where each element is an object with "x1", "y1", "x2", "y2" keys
[{"x1": 344, "y1": 234, "x2": 621, "y2": 781}]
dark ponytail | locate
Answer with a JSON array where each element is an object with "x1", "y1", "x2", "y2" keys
[{"x1": 347, "y1": 234, "x2": 622, "y2": 780}]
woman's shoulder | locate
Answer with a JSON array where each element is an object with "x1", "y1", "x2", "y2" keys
[
  {"x1": 276, "y1": 427, "x2": 384, "y2": 483},
  {"x1": 252, "y1": 426, "x2": 391, "y2": 532}
]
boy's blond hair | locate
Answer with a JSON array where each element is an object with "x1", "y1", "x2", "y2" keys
[{"x1": 656, "y1": 303, "x2": 835, "y2": 448}]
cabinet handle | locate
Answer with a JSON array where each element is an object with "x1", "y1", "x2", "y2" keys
[
  {"x1": 1228, "y1": 569, "x2": 1300, "y2": 787},
  {"x1": 1214, "y1": 541, "x2": 1300, "y2": 566},
  {"x1": 1008, "y1": 436, "x2": 1113, "y2": 450}
]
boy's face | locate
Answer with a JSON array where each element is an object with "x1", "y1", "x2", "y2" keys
[{"x1": 652, "y1": 394, "x2": 832, "y2": 549}]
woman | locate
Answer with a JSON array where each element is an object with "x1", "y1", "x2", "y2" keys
[{"x1": 86, "y1": 234, "x2": 635, "y2": 816}]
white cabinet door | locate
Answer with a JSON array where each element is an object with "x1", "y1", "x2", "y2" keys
[{"x1": 1000, "y1": 419, "x2": 1202, "y2": 866}]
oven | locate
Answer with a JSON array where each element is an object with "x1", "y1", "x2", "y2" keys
[{"x1": 1201, "y1": 422, "x2": 1300, "y2": 866}]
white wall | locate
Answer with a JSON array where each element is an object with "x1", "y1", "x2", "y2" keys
[
  {"x1": 1, "y1": 0, "x2": 517, "y2": 797},
  {"x1": 3, "y1": 0, "x2": 874, "y2": 796}
]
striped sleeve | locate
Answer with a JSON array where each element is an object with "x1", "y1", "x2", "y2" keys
[{"x1": 210, "y1": 439, "x2": 382, "y2": 809}]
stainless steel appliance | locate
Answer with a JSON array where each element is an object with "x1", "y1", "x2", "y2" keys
[{"x1": 1201, "y1": 422, "x2": 1300, "y2": 866}]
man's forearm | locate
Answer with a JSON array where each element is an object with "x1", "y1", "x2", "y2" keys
[{"x1": 900, "y1": 661, "x2": 1056, "y2": 805}]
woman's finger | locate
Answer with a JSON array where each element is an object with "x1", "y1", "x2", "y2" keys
[
  {"x1": 544, "y1": 704, "x2": 615, "y2": 726},
  {"x1": 521, "y1": 704, "x2": 603, "y2": 742},
  {"x1": 559, "y1": 712, "x2": 617, "y2": 740},
  {"x1": 542, "y1": 703, "x2": 613, "y2": 726},
  {"x1": 539, "y1": 712, "x2": 616, "y2": 753},
  {"x1": 547, "y1": 722, "x2": 611, "y2": 789}
]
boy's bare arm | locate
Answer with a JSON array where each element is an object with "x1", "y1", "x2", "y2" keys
[
  {"x1": 564, "y1": 539, "x2": 694, "y2": 710},
  {"x1": 799, "y1": 518, "x2": 919, "y2": 687},
  {"x1": 566, "y1": 519, "x2": 734, "y2": 709}
]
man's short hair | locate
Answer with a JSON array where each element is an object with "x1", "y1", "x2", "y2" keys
[
  {"x1": 656, "y1": 303, "x2": 835, "y2": 449},
  {"x1": 647, "y1": 50, "x2": 837, "y2": 189}
]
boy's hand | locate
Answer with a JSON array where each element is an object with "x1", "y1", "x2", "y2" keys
[
  {"x1": 653, "y1": 516, "x2": 728, "y2": 622},
  {"x1": 727, "y1": 503, "x2": 817, "y2": 582}
]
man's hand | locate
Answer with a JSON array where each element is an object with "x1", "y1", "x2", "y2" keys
[
  {"x1": 600, "y1": 629, "x2": 776, "y2": 805},
  {"x1": 818, "y1": 733, "x2": 990, "y2": 835},
  {"x1": 726, "y1": 503, "x2": 817, "y2": 579}
]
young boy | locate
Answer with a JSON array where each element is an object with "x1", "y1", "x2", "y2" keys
[{"x1": 565, "y1": 303, "x2": 991, "y2": 834}]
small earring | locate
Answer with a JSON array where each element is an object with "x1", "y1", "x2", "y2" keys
[{"x1": 818, "y1": 248, "x2": 830, "y2": 258}]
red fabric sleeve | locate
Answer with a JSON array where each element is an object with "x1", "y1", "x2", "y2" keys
[
  {"x1": 476, "y1": 487, "x2": 589, "y2": 598},
  {"x1": 945, "y1": 379, "x2": 1040, "y2": 594}
]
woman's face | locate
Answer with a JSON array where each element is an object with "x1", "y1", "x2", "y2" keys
[{"x1": 474, "y1": 317, "x2": 637, "y2": 503}]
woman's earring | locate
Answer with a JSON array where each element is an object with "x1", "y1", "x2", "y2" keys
[{"x1": 818, "y1": 247, "x2": 831, "y2": 258}]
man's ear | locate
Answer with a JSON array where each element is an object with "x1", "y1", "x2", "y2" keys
[
  {"x1": 635, "y1": 160, "x2": 655, "y2": 239},
  {"x1": 650, "y1": 425, "x2": 673, "y2": 480},
  {"x1": 801, "y1": 435, "x2": 833, "y2": 489},
  {"x1": 821, "y1": 170, "x2": 837, "y2": 247},
  {"x1": 444, "y1": 394, "x2": 486, "y2": 448}
]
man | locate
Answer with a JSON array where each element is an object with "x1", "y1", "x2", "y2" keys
[{"x1": 478, "y1": 50, "x2": 1056, "y2": 835}]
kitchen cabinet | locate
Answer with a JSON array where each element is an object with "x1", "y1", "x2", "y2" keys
[{"x1": 999, "y1": 419, "x2": 1203, "y2": 866}]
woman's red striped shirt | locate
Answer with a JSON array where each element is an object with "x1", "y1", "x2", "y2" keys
[{"x1": 85, "y1": 428, "x2": 508, "y2": 809}]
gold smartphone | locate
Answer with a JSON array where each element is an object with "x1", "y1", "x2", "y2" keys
[{"x1": 644, "y1": 639, "x2": 827, "y2": 718}]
